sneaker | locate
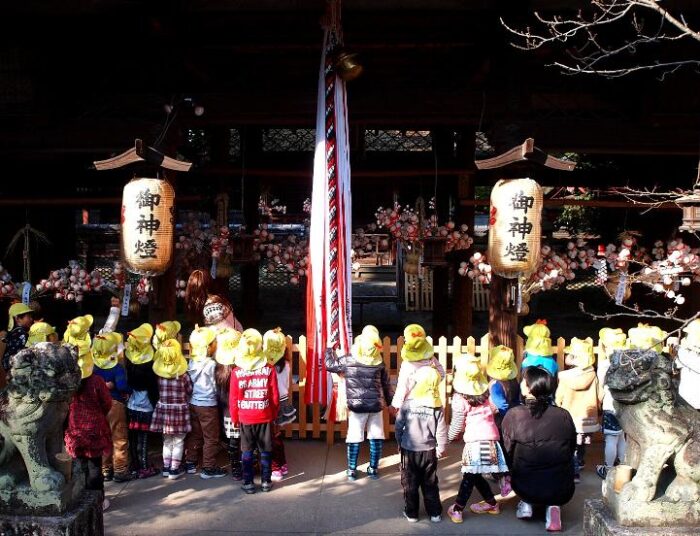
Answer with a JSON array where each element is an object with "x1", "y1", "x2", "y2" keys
[
  {"x1": 201, "y1": 467, "x2": 227, "y2": 479},
  {"x1": 545, "y1": 505, "x2": 562, "y2": 532},
  {"x1": 596, "y1": 465, "x2": 608, "y2": 479},
  {"x1": 499, "y1": 475, "x2": 512, "y2": 497},
  {"x1": 516, "y1": 501, "x2": 533, "y2": 519},
  {"x1": 271, "y1": 470, "x2": 284, "y2": 482},
  {"x1": 241, "y1": 482, "x2": 256, "y2": 494},
  {"x1": 403, "y1": 511, "x2": 419, "y2": 523},
  {"x1": 113, "y1": 471, "x2": 137, "y2": 483},
  {"x1": 447, "y1": 504, "x2": 463, "y2": 524},
  {"x1": 102, "y1": 498, "x2": 111, "y2": 512},
  {"x1": 231, "y1": 467, "x2": 243, "y2": 481},
  {"x1": 162, "y1": 467, "x2": 170, "y2": 478},
  {"x1": 469, "y1": 501, "x2": 501, "y2": 515},
  {"x1": 281, "y1": 464, "x2": 289, "y2": 476},
  {"x1": 185, "y1": 461, "x2": 198, "y2": 474},
  {"x1": 261, "y1": 481, "x2": 273, "y2": 492},
  {"x1": 574, "y1": 473, "x2": 581, "y2": 484},
  {"x1": 138, "y1": 467, "x2": 159, "y2": 479},
  {"x1": 102, "y1": 470, "x2": 113, "y2": 482},
  {"x1": 346, "y1": 469, "x2": 357, "y2": 481},
  {"x1": 366, "y1": 467, "x2": 379, "y2": 480},
  {"x1": 430, "y1": 515, "x2": 442, "y2": 523},
  {"x1": 168, "y1": 467, "x2": 185, "y2": 480}
]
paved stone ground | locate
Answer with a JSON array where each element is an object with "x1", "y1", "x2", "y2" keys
[{"x1": 104, "y1": 440, "x2": 601, "y2": 535}]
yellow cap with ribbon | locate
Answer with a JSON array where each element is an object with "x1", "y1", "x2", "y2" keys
[
  {"x1": 487, "y1": 345, "x2": 517, "y2": 381},
  {"x1": 628, "y1": 323, "x2": 667, "y2": 353},
  {"x1": 125, "y1": 323, "x2": 155, "y2": 365},
  {"x1": 63, "y1": 314, "x2": 93, "y2": 347},
  {"x1": 264, "y1": 327, "x2": 287, "y2": 365},
  {"x1": 524, "y1": 320, "x2": 552, "y2": 356},
  {"x1": 234, "y1": 329, "x2": 267, "y2": 371},
  {"x1": 152, "y1": 339, "x2": 188, "y2": 379},
  {"x1": 153, "y1": 321, "x2": 181, "y2": 350},
  {"x1": 92, "y1": 332, "x2": 123, "y2": 370},
  {"x1": 26, "y1": 321, "x2": 57, "y2": 347},
  {"x1": 565, "y1": 337, "x2": 595, "y2": 368},
  {"x1": 452, "y1": 353, "x2": 489, "y2": 396},
  {"x1": 351, "y1": 326, "x2": 383, "y2": 366},
  {"x1": 73, "y1": 338, "x2": 94, "y2": 379},
  {"x1": 215, "y1": 327, "x2": 242, "y2": 365},
  {"x1": 8, "y1": 302, "x2": 33, "y2": 330},
  {"x1": 411, "y1": 365, "x2": 442, "y2": 408},
  {"x1": 598, "y1": 328, "x2": 627, "y2": 359},
  {"x1": 189, "y1": 325, "x2": 216, "y2": 362},
  {"x1": 401, "y1": 324, "x2": 434, "y2": 362}
]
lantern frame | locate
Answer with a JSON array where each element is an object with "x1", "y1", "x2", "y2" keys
[{"x1": 677, "y1": 191, "x2": 700, "y2": 232}]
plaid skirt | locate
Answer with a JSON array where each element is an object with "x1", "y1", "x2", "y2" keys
[
  {"x1": 223, "y1": 416, "x2": 239, "y2": 439},
  {"x1": 128, "y1": 409, "x2": 153, "y2": 431},
  {"x1": 150, "y1": 402, "x2": 191, "y2": 435},
  {"x1": 461, "y1": 440, "x2": 509, "y2": 474}
]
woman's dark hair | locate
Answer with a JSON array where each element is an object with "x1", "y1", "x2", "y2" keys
[
  {"x1": 522, "y1": 366, "x2": 557, "y2": 418},
  {"x1": 464, "y1": 392, "x2": 490, "y2": 407},
  {"x1": 215, "y1": 362, "x2": 233, "y2": 391},
  {"x1": 185, "y1": 269, "x2": 211, "y2": 322}
]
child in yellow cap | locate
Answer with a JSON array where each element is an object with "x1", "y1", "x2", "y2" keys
[
  {"x1": 2, "y1": 302, "x2": 34, "y2": 371},
  {"x1": 447, "y1": 354, "x2": 508, "y2": 521},
  {"x1": 521, "y1": 320, "x2": 558, "y2": 376},
  {"x1": 63, "y1": 314, "x2": 93, "y2": 347},
  {"x1": 325, "y1": 325, "x2": 394, "y2": 481},
  {"x1": 264, "y1": 327, "x2": 295, "y2": 482},
  {"x1": 185, "y1": 325, "x2": 226, "y2": 479},
  {"x1": 214, "y1": 327, "x2": 243, "y2": 480},
  {"x1": 92, "y1": 332, "x2": 134, "y2": 482},
  {"x1": 26, "y1": 321, "x2": 58, "y2": 347},
  {"x1": 152, "y1": 321, "x2": 181, "y2": 351},
  {"x1": 150, "y1": 340, "x2": 193, "y2": 480},
  {"x1": 595, "y1": 328, "x2": 628, "y2": 480},
  {"x1": 395, "y1": 365, "x2": 447, "y2": 523},
  {"x1": 124, "y1": 323, "x2": 160, "y2": 479},
  {"x1": 391, "y1": 324, "x2": 445, "y2": 411},
  {"x1": 556, "y1": 337, "x2": 603, "y2": 483}
]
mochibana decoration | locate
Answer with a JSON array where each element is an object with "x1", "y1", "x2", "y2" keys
[{"x1": 306, "y1": 2, "x2": 353, "y2": 404}]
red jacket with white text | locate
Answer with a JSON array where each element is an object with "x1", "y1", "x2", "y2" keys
[{"x1": 229, "y1": 364, "x2": 279, "y2": 425}]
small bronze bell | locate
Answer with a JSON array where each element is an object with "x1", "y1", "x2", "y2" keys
[{"x1": 334, "y1": 50, "x2": 363, "y2": 81}]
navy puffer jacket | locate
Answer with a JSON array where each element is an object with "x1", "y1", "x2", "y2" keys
[{"x1": 325, "y1": 349, "x2": 393, "y2": 413}]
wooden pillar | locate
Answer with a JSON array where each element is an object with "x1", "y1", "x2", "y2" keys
[
  {"x1": 209, "y1": 126, "x2": 234, "y2": 298},
  {"x1": 488, "y1": 274, "x2": 518, "y2": 351},
  {"x1": 240, "y1": 126, "x2": 261, "y2": 327},
  {"x1": 452, "y1": 128, "x2": 476, "y2": 339}
]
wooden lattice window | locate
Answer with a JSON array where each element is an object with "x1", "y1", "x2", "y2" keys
[
  {"x1": 364, "y1": 129, "x2": 432, "y2": 152},
  {"x1": 228, "y1": 128, "x2": 241, "y2": 161},
  {"x1": 262, "y1": 128, "x2": 316, "y2": 152}
]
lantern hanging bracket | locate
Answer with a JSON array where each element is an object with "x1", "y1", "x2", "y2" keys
[{"x1": 92, "y1": 139, "x2": 192, "y2": 172}]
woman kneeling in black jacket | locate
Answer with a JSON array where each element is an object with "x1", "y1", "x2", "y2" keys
[
  {"x1": 501, "y1": 366, "x2": 576, "y2": 533},
  {"x1": 325, "y1": 325, "x2": 394, "y2": 481}
]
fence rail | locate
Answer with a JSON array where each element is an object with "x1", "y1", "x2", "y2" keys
[{"x1": 183, "y1": 333, "x2": 646, "y2": 445}]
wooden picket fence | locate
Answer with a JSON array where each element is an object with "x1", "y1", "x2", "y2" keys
[{"x1": 243, "y1": 333, "x2": 619, "y2": 445}]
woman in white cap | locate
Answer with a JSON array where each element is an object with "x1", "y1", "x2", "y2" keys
[{"x1": 185, "y1": 269, "x2": 243, "y2": 332}]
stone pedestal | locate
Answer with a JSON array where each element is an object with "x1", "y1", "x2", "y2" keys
[
  {"x1": 584, "y1": 499, "x2": 699, "y2": 536},
  {"x1": 0, "y1": 490, "x2": 103, "y2": 536}
]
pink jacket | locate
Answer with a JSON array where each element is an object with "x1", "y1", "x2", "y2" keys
[{"x1": 448, "y1": 394, "x2": 500, "y2": 443}]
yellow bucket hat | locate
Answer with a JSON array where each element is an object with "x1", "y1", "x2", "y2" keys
[
  {"x1": 8, "y1": 302, "x2": 33, "y2": 330},
  {"x1": 264, "y1": 327, "x2": 287, "y2": 365},
  {"x1": 411, "y1": 365, "x2": 442, "y2": 408},
  {"x1": 26, "y1": 321, "x2": 57, "y2": 347},
  {"x1": 92, "y1": 332, "x2": 123, "y2": 370},
  {"x1": 125, "y1": 323, "x2": 155, "y2": 365},
  {"x1": 401, "y1": 324, "x2": 434, "y2": 362},
  {"x1": 523, "y1": 320, "x2": 550, "y2": 339},
  {"x1": 524, "y1": 320, "x2": 552, "y2": 356},
  {"x1": 351, "y1": 326, "x2": 383, "y2": 366},
  {"x1": 153, "y1": 321, "x2": 181, "y2": 350},
  {"x1": 73, "y1": 338, "x2": 94, "y2": 379},
  {"x1": 681, "y1": 319, "x2": 700, "y2": 349},
  {"x1": 598, "y1": 328, "x2": 627, "y2": 359},
  {"x1": 234, "y1": 329, "x2": 267, "y2": 371},
  {"x1": 152, "y1": 339, "x2": 188, "y2": 379},
  {"x1": 487, "y1": 345, "x2": 517, "y2": 381},
  {"x1": 628, "y1": 323, "x2": 667, "y2": 353},
  {"x1": 215, "y1": 327, "x2": 242, "y2": 365},
  {"x1": 63, "y1": 314, "x2": 93, "y2": 347},
  {"x1": 189, "y1": 325, "x2": 216, "y2": 361},
  {"x1": 565, "y1": 337, "x2": 595, "y2": 368},
  {"x1": 452, "y1": 353, "x2": 489, "y2": 396}
]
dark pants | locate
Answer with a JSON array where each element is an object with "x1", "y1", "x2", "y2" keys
[
  {"x1": 78, "y1": 456, "x2": 104, "y2": 493},
  {"x1": 400, "y1": 449, "x2": 442, "y2": 518},
  {"x1": 240, "y1": 422, "x2": 273, "y2": 484},
  {"x1": 455, "y1": 473, "x2": 495, "y2": 509},
  {"x1": 271, "y1": 428, "x2": 286, "y2": 471}
]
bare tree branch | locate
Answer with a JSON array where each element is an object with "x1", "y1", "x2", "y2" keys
[{"x1": 502, "y1": 0, "x2": 700, "y2": 77}]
